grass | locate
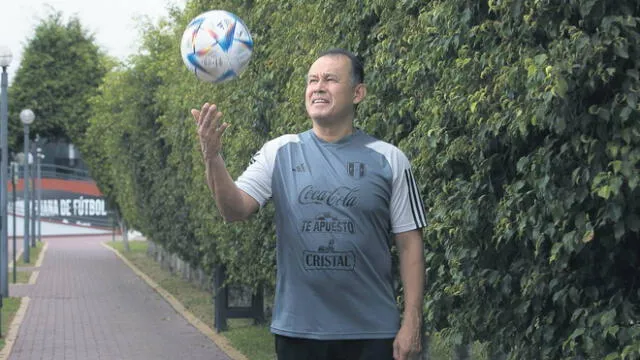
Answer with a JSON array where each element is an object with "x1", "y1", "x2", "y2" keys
[
  {"x1": 8, "y1": 271, "x2": 30, "y2": 284},
  {"x1": 224, "y1": 324, "x2": 274, "y2": 360},
  {"x1": 15, "y1": 241, "x2": 44, "y2": 267},
  {"x1": 0, "y1": 297, "x2": 22, "y2": 348},
  {"x1": 107, "y1": 240, "x2": 489, "y2": 360},
  {"x1": 7, "y1": 241, "x2": 45, "y2": 285}
]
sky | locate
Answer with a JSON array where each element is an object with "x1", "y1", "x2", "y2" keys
[{"x1": 0, "y1": 0, "x2": 187, "y2": 81}]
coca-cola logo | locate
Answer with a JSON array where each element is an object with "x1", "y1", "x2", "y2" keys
[{"x1": 297, "y1": 185, "x2": 359, "y2": 207}]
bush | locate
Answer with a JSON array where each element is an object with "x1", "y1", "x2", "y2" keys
[{"x1": 85, "y1": 1, "x2": 640, "y2": 358}]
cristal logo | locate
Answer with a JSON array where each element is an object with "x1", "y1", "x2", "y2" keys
[
  {"x1": 297, "y1": 185, "x2": 359, "y2": 207},
  {"x1": 303, "y1": 240, "x2": 356, "y2": 271}
]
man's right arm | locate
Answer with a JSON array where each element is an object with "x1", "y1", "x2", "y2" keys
[
  {"x1": 204, "y1": 153, "x2": 259, "y2": 222},
  {"x1": 193, "y1": 102, "x2": 259, "y2": 222}
]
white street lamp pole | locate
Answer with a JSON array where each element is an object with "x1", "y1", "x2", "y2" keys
[
  {"x1": 0, "y1": 46, "x2": 13, "y2": 297},
  {"x1": 19, "y1": 109, "x2": 34, "y2": 263}
]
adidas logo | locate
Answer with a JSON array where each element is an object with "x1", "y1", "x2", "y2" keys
[{"x1": 292, "y1": 163, "x2": 307, "y2": 172}]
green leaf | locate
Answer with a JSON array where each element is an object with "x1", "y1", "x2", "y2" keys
[
  {"x1": 605, "y1": 325, "x2": 620, "y2": 338},
  {"x1": 604, "y1": 352, "x2": 620, "y2": 360},
  {"x1": 598, "y1": 312, "x2": 616, "y2": 334},
  {"x1": 534, "y1": 53, "x2": 548, "y2": 65},
  {"x1": 553, "y1": 76, "x2": 568, "y2": 98},
  {"x1": 598, "y1": 108, "x2": 611, "y2": 121},
  {"x1": 597, "y1": 185, "x2": 611, "y2": 199},
  {"x1": 569, "y1": 327, "x2": 585, "y2": 340},
  {"x1": 614, "y1": 222, "x2": 625, "y2": 240},
  {"x1": 581, "y1": 230, "x2": 594, "y2": 243},
  {"x1": 614, "y1": 41, "x2": 629, "y2": 59},
  {"x1": 550, "y1": 242, "x2": 563, "y2": 262},
  {"x1": 579, "y1": 0, "x2": 597, "y2": 17}
]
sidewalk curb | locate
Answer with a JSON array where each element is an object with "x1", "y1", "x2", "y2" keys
[
  {"x1": 8, "y1": 250, "x2": 22, "y2": 269},
  {"x1": 7, "y1": 241, "x2": 48, "y2": 273},
  {"x1": 0, "y1": 297, "x2": 30, "y2": 360},
  {"x1": 26, "y1": 242, "x2": 48, "y2": 285},
  {"x1": 34, "y1": 242, "x2": 47, "y2": 268},
  {"x1": 101, "y1": 242, "x2": 248, "y2": 360}
]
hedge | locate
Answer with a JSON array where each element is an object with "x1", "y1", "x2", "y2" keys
[{"x1": 83, "y1": 1, "x2": 640, "y2": 358}]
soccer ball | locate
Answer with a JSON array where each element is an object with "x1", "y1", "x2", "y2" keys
[{"x1": 180, "y1": 10, "x2": 254, "y2": 83}]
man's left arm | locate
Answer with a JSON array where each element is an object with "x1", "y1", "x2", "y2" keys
[{"x1": 393, "y1": 228, "x2": 425, "y2": 360}]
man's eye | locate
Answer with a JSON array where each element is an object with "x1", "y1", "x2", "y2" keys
[{"x1": 308, "y1": 79, "x2": 318, "y2": 83}]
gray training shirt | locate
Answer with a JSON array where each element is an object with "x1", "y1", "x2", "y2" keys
[{"x1": 236, "y1": 128, "x2": 426, "y2": 340}]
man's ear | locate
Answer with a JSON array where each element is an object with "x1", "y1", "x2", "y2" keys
[{"x1": 353, "y1": 83, "x2": 367, "y2": 104}]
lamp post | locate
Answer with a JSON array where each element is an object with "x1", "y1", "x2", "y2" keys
[
  {"x1": 0, "y1": 45, "x2": 13, "y2": 297},
  {"x1": 10, "y1": 161, "x2": 16, "y2": 284},
  {"x1": 36, "y1": 148, "x2": 43, "y2": 243},
  {"x1": 30, "y1": 139, "x2": 37, "y2": 248},
  {"x1": 19, "y1": 109, "x2": 34, "y2": 263}
]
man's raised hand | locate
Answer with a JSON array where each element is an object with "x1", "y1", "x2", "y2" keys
[{"x1": 192, "y1": 103, "x2": 229, "y2": 159}]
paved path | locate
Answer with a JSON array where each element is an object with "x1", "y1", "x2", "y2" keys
[{"x1": 7, "y1": 235, "x2": 233, "y2": 360}]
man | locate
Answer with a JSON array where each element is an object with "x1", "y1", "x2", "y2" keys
[{"x1": 192, "y1": 48, "x2": 426, "y2": 360}]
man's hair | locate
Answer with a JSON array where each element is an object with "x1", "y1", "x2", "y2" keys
[{"x1": 317, "y1": 48, "x2": 364, "y2": 86}]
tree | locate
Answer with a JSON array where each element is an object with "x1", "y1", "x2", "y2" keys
[{"x1": 7, "y1": 10, "x2": 111, "y2": 152}]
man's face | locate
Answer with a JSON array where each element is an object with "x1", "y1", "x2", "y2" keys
[{"x1": 305, "y1": 55, "x2": 362, "y2": 125}]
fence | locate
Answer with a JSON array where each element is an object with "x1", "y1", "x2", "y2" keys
[
  {"x1": 8, "y1": 162, "x2": 113, "y2": 231},
  {"x1": 145, "y1": 241, "x2": 267, "y2": 333}
]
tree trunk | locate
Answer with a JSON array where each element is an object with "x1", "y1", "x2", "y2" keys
[{"x1": 119, "y1": 219, "x2": 130, "y2": 252}]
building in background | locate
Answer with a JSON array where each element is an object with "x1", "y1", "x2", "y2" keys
[{"x1": 9, "y1": 139, "x2": 113, "y2": 236}]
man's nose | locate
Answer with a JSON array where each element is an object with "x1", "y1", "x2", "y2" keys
[{"x1": 314, "y1": 82, "x2": 326, "y2": 92}]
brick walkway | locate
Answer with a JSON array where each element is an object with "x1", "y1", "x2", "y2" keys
[{"x1": 7, "y1": 235, "x2": 232, "y2": 360}]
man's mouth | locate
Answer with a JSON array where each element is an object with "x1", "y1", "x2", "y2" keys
[{"x1": 312, "y1": 99, "x2": 329, "y2": 104}]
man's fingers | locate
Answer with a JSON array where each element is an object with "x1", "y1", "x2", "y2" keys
[
  {"x1": 393, "y1": 340, "x2": 411, "y2": 360},
  {"x1": 195, "y1": 102, "x2": 211, "y2": 125},
  {"x1": 217, "y1": 122, "x2": 230, "y2": 135},
  {"x1": 213, "y1": 112, "x2": 225, "y2": 130},
  {"x1": 198, "y1": 104, "x2": 217, "y2": 134},
  {"x1": 191, "y1": 109, "x2": 201, "y2": 126},
  {"x1": 193, "y1": 104, "x2": 227, "y2": 151}
]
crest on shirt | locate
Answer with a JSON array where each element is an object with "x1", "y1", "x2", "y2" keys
[{"x1": 346, "y1": 162, "x2": 366, "y2": 179}]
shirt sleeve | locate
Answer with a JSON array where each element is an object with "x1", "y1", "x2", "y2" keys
[
  {"x1": 235, "y1": 142, "x2": 274, "y2": 207},
  {"x1": 389, "y1": 149, "x2": 427, "y2": 233}
]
